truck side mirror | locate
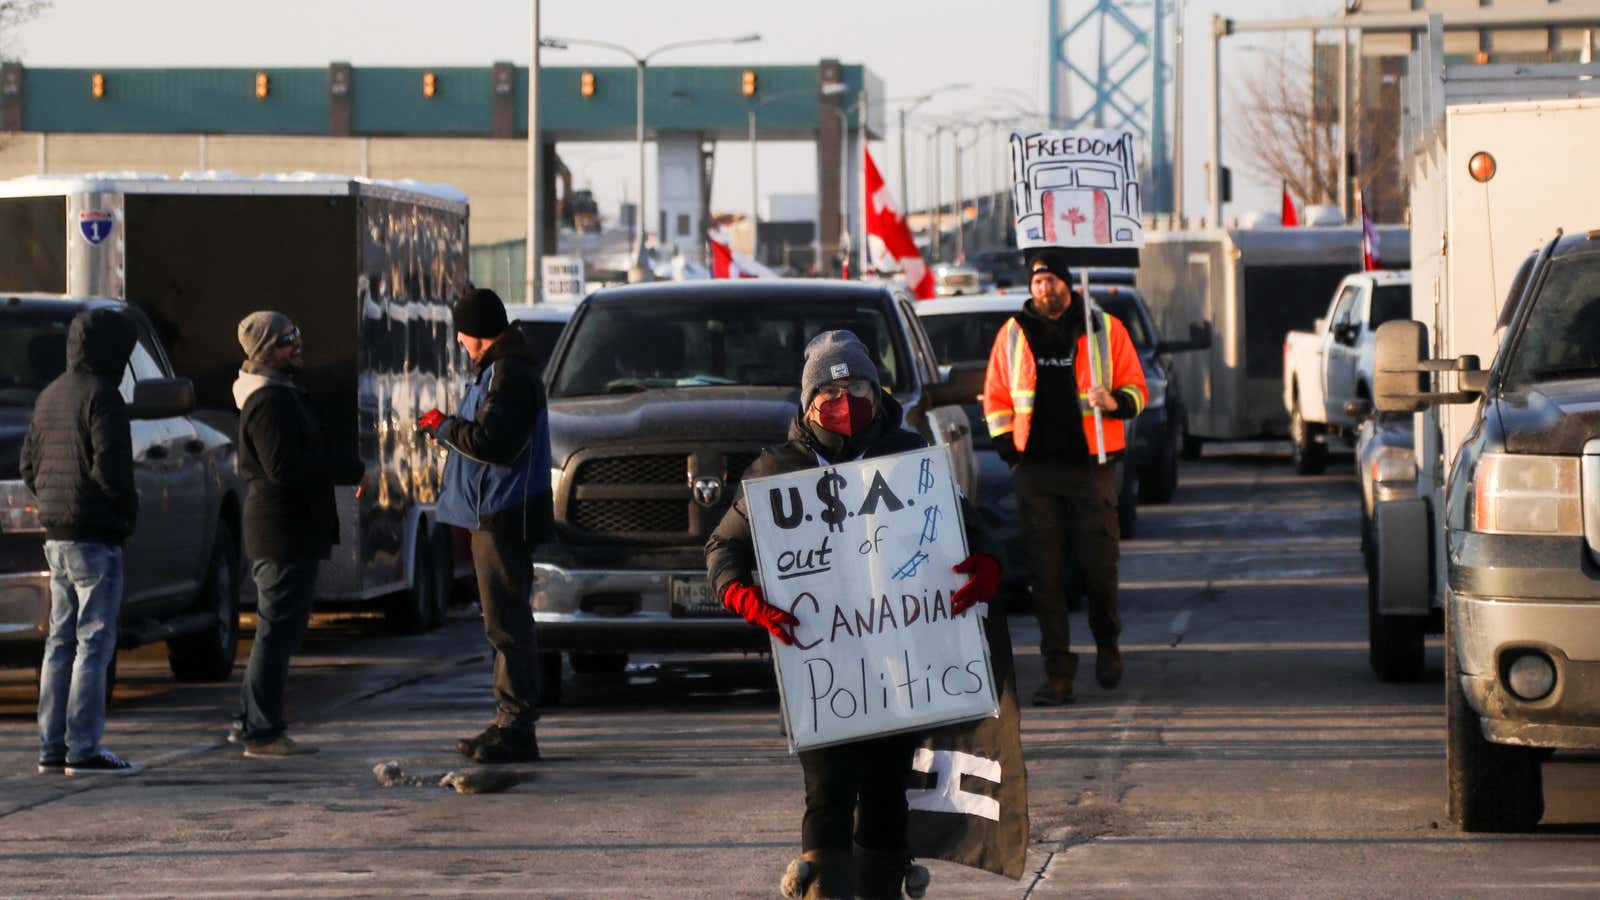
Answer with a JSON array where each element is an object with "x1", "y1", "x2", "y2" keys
[
  {"x1": 128, "y1": 377, "x2": 196, "y2": 420},
  {"x1": 1374, "y1": 320, "x2": 1430, "y2": 413},
  {"x1": 924, "y1": 362, "x2": 986, "y2": 408},
  {"x1": 1158, "y1": 320, "x2": 1213, "y2": 354}
]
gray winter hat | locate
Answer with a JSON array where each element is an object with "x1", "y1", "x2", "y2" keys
[
  {"x1": 800, "y1": 329, "x2": 879, "y2": 409},
  {"x1": 237, "y1": 311, "x2": 297, "y2": 362}
]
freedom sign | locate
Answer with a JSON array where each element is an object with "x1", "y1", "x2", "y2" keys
[
  {"x1": 1009, "y1": 128, "x2": 1144, "y2": 266},
  {"x1": 744, "y1": 448, "x2": 998, "y2": 752}
]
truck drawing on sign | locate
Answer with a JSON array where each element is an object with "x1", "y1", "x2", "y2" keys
[{"x1": 1010, "y1": 130, "x2": 1142, "y2": 250}]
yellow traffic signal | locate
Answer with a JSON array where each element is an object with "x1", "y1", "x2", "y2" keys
[
  {"x1": 580, "y1": 70, "x2": 596, "y2": 98},
  {"x1": 741, "y1": 69, "x2": 757, "y2": 97},
  {"x1": 423, "y1": 71, "x2": 437, "y2": 98},
  {"x1": 255, "y1": 71, "x2": 269, "y2": 99},
  {"x1": 91, "y1": 72, "x2": 105, "y2": 100}
]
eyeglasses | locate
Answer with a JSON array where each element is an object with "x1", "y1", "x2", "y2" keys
[
  {"x1": 274, "y1": 328, "x2": 302, "y2": 348},
  {"x1": 815, "y1": 379, "x2": 874, "y2": 401}
]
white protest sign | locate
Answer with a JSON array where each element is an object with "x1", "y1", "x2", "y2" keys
[
  {"x1": 745, "y1": 447, "x2": 998, "y2": 752},
  {"x1": 1009, "y1": 129, "x2": 1144, "y2": 256},
  {"x1": 541, "y1": 255, "x2": 586, "y2": 303}
]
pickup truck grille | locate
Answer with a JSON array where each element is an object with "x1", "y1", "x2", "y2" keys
[
  {"x1": 571, "y1": 498, "x2": 689, "y2": 533},
  {"x1": 575, "y1": 454, "x2": 686, "y2": 486},
  {"x1": 561, "y1": 448, "x2": 767, "y2": 540}
]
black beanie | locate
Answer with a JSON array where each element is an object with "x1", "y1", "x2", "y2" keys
[
  {"x1": 451, "y1": 288, "x2": 509, "y2": 339},
  {"x1": 1025, "y1": 247, "x2": 1074, "y2": 284}
]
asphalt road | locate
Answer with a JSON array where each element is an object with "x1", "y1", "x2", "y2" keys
[{"x1": 2, "y1": 447, "x2": 1598, "y2": 897}]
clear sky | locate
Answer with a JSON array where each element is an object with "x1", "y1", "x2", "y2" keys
[{"x1": 12, "y1": 0, "x2": 1338, "y2": 232}]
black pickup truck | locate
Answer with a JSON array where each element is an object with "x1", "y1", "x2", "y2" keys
[
  {"x1": 532, "y1": 280, "x2": 979, "y2": 693},
  {"x1": 0, "y1": 296, "x2": 243, "y2": 690}
]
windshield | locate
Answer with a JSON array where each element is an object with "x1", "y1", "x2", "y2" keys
[
  {"x1": 920, "y1": 311, "x2": 1016, "y2": 366},
  {"x1": 1093, "y1": 294, "x2": 1153, "y2": 349},
  {"x1": 1369, "y1": 285, "x2": 1410, "y2": 330},
  {"x1": 511, "y1": 319, "x2": 569, "y2": 376},
  {"x1": 548, "y1": 294, "x2": 908, "y2": 398},
  {"x1": 0, "y1": 312, "x2": 71, "y2": 406},
  {"x1": 1504, "y1": 253, "x2": 1600, "y2": 385}
]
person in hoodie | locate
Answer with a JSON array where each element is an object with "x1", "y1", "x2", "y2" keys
[
  {"x1": 230, "y1": 311, "x2": 364, "y2": 758},
  {"x1": 982, "y1": 248, "x2": 1148, "y2": 706},
  {"x1": 705, "y1": 330, "x2": 1002, "y2": 900},
  {"x1": 417, "y1": 288, "x2": 554, "y2": 765},
  {"x1": 21, "y1": 307, "x2": 143, "y2": 777}
]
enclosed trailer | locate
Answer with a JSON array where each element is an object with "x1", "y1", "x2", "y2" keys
[
  {"x1": 0, "y1": 173, "x2": 471, "y2": 631},
  {"x1": 1136, "y1": 225, "x2": 1410, "y2": 445}
]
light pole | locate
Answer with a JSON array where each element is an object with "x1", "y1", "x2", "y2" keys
[
  {"x1": 541, "y1": 32, "x2": 761, "y2": 282},
  {"x1": 747, "y1": 88, "x2": 825, "y2": 250},
  {"x1": 892, "y1": 82, "x2": 970, "y2": 221},
  {"x1": 527, "y1": 0, "x2": 541, "y2": 303}
]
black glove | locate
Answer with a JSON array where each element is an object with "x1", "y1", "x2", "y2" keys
[{"x1": 993, "y1": 432, "x2": 1020, "y2": 467}]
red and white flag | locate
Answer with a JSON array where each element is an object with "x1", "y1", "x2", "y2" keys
[
  {"x1": 1360, "y1": 195, "x2": 1381, "y2": 271},
  {"x1": 1280, "y1": 180, "x2": 1299, "y2": 227},
  {"x1": 864, "y1": 147, "x2": 935, "y2": 299},
  {"x1": 710, "y1": 232, "x2": 776, "y2": 279}
]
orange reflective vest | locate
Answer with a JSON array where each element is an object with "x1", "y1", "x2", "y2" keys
[{"x1": 982, "y1": 308, "x2": 1148, "y2": 456}]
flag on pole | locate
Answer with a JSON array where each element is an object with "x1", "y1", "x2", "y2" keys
[
  {"x1": 1360, "y1": 196, "x2": 1381, "y2": 271},
  {"x1": 709, "y1": 232, "x2": 776, "y2": 279},
  {"x1": 1280, "y1": 180, "x2": 1299, "y2": 227},
  {"x1": 864, "y1": 147, "x2": 936, "y2": 299}
]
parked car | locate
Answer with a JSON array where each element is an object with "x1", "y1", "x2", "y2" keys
[
  {"x1": 0, "y1": 295, "x2": 243, "y2": 688},
  {"x1": 934, "y1": 263, "x2": 983, "y2": 297},
  {"x1": 506, "y1": 303, "x2": 578, "y2": 376},
  {"x1": 970, "y1": 249, "x2": 1028, "y2": 290},
  {"x1": 533, "y1": 280, "x2": 979, "y2": 695},
  {"x1": 1352, "y1": 412, "x2": 1416, "y2": 561},
  {"x1": 1282, "y1": 271, "x2": 1413, "y2": 474}
]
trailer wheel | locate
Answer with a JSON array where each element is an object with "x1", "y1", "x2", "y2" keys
[
  {"x1": 1139, "y1": 430, "x2": 1180, "y2": 504},
  {"x1": 168, "y1": 521, "x2": 242, "y2": 682},
  {"x1": 1290, "y1": 400, "x2": 1328, "y2": 475},
  {"x1": 386, "y1": 527, "x2": 438, "y2": 635},
  {"x1": 1446, "y1": 614, "x2": 1543, "y2": 832}
]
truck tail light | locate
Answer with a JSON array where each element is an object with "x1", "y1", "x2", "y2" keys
[
  {"x1": 1471, "y1": 453, "x2": 1582, "y2": 536},
  {"x1": 1370, "y1": 445, "x2": 1417, "y2": 484},
  {"x1": 0, "y1": 480, "x2": 45, "y2": 534}
]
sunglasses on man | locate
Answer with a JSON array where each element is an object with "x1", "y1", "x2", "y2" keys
[
  {"x1": 814, "y1": 378, "x2": 874, "y2": 401},
  {"x1": 274, "y1": 328, "x2": 302, "y2": 348}
]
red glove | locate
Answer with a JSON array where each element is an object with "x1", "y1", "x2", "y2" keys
[
  {"x1": 951, "y1": 554, "x2": 1002, "y2": 616},
  {"x1": 417, "y1": 408, "x2": 446, "y2": 434},
  {"x1": 722, "y1": 581, "x2": 799, "y2": 646}
]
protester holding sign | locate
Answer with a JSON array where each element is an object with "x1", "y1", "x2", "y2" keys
[
  {"x1": 705, "y1": 330, "x2": 1001, "y2": 900},
  {"x1": 983, "y1": 248, "x2": 1147, "y2": 706}
]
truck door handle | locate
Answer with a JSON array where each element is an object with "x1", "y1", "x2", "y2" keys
[{"x1": 143, "y1": 446, "x2": 169, "y2": 461}]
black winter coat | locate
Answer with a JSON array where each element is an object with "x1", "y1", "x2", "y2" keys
[
  {"x1": 234, "y1": 363, "x2": 363, "y2": 562},
  {"x1": 705, "y1": 394, "x2": 989, "y2": 603},
  {"x1": 20, "y1": 308, "x2": 139, "y2": 544}
]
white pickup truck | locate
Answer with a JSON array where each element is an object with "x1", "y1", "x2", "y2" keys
[{"x1": 1281, "y1": 270, "x2": 1412, "y2": 473}]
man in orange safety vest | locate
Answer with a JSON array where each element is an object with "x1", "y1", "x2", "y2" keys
[{"x1": 983, "y1": 247, "x2": 1147, "y2": 705}]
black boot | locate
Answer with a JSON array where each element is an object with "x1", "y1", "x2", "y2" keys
[
  {"x1": 852, "y1": 844, "x2": 912, "y2": 900},
  {"x1": 471, "y1": 726, "x2": 540, "y2": 764},
  {"x1": 456, "y1": 724, "x2": 502, "y2": 759}
]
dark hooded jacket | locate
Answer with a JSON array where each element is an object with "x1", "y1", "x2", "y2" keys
[
  {"x1": 705, "y1": 393, "x2": 988, "y2": 602},
  {"x1": 234, "y1": 361, "x2": 364, "y2": 562},
  {"x1": 20, "y1": 308, "x2": 139, "y2": 544}
]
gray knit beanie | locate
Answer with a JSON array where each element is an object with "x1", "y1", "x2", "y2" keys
[
  {"x1": 800, "y1": 330, "x2": 880, "y2": 409},
  {"x1": 236, "y1": 311, "x2": 297, "y2": 362}
]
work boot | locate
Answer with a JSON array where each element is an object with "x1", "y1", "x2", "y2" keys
[
  {"x1": 1096, "y1": 646, "x2": 1124, "y2": 689},
  {"x1": 471, "y1": 726, "x2": 540, "y2": 764},
  {"x1": 1032, "y1": 676, "x2": 1076, "y2": 706},
  {"x1": 780, "y1": 849, "x2": 851, "y2": 900},
  {"x1": 903, "y1": 861, "x2": 931, "y2": 899},
  {"x1": 242, "y1": 735, "x2": 317, "y2": 758},
  {"x1": 852, "y1": 844, "x2": 918, "y2": 900},
  {"x1": 457, "y1": 723, "x2": 503, "y2": 759}
]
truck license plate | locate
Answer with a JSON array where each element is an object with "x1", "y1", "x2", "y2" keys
[{"x1": 669, "y1": 576, "x2": 725, "y2": 617}]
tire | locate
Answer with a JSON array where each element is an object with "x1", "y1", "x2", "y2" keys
[
  {"x1": 539, "y1": 651, "x2": 564, "y2": 706},
  {"x1": 570, "y1": 651, "x2": 629, "y2": 675},
  {"x1": 1139, "y1": 428, "x2": 1180, "y2": 504},
  {"x1": 1366, "y1": 560, "x2": 1424, "y2": 683},
  {"x1": 1179, "y1": 413, "x2": 1204, "y2": 461},
  {"x1": 1290, "y1": 399, "x2": 1328, "y2": 475},
  {"x1": 385, "y1": 526, "x2": 438, "y2": 635},
  {"x1": 425, "y1": 526, "x2": 452, "y2": 629},
  {"x1": 1117, "y1": 468, "x2": 1138, "y2": 540},
  {"x1": 1446, "y1": 612, "x2": 1544, "y2": 832},
  {"x1": 1366, "y1": 502, "x2": 1426, "y2": 682},
  {"x1": 168, "y1": 521, "x2": 242, "y2": 682}
]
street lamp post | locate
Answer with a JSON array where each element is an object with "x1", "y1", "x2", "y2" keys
[
  {"x1": 541, "y1": 32, "x2": 761, "y2": 282},
  {"x1": 747, "y1": 87, "x2": 836, "y2": 259}
]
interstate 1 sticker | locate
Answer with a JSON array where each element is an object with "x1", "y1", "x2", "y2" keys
[
  {"x1": 744, "y1": 447, "x2": 997, "y2": 752},
  {"x1": 79, "y1": 210, "x2": 115, "y2": 245}
]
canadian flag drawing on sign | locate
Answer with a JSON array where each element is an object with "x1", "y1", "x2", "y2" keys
[{"x1": 1041, "y1": 189, "x2": 1111, "y2": 245}]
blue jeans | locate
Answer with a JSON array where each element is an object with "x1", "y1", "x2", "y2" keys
[
  {"x1": 38, "y1": 540, "x2": 124, "y2": 763},
  {"x1": 236, "y1": 558, "x2": 319, "y2": 743}
]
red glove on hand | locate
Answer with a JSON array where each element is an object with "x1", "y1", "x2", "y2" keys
[
  {"x1": 723, "y1": 581, "x2": 799, "y2": 646},
  {"x1": 417, "y1": 408, "x2": 446, "y2": 434},
  {"x1": 951, "y1": 554, "x2": 1002, "y2": 616}
]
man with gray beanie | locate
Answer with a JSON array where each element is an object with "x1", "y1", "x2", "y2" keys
[
  {"x1": 705, "y1": 329, "x2": 1001, "y2": 899},
  {"x1": 230, "y1": 311, "x2": 364, "y2": 757},
  {"x1": 417, "y1": 287, "x2": 553, "y2": 765}
]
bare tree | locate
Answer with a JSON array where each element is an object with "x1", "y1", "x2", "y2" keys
[{"x1": 0, "y1": 1, "x2": 48, "y2": 59}]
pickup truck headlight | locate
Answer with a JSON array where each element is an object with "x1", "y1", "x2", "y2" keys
[
  {"x1": 0, "y1": 480, "x2": 45, "y2": 534},
  {"x1": 1370, "y1": 446, "x2": 1417, "y2": 484},
  {"x1": 1471, "y1": 453, "x2": 1582, "y2": 536}
]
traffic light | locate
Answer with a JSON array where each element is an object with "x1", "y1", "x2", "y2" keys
[
  {"x1": 255, "y1": 71, "x2": 270, "y2": 99},
  {"x1": 423, "y1": 71, "x2": 437, "y2": 98},
  {"x1": 741, "y1": 69, "x2": 757, "y2": 97},
  {"x1": 91, "y1": 72, "x2": 105, "y2": 100},
  {"x1": 580, "y1": 70, "x2": 596, "y2": 98}
]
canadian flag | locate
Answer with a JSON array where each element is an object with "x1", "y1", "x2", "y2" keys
[
  {"x1": 710, "y1": 232, "x2": 776, "y2": 279},
  {"x1": 1281, "y1": 180, "x2": 1299, "y2": 227},
  {"x1": 865, "y1": 147, "x2": 935, "y2": 299}
]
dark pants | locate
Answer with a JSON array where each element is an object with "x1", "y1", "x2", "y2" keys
[
  {"x1": 238, "y1": 558, "x2": 320, "y2": 743},
  {"x1": 1014, "y1": 459, "x2": 1121, "y2": 680},
  {"x1": 797, "y1": 733, "x2": 917, "y2": 853},
  {"x1": 470, "y1": 528, "x2": 541, "y2": 731}
]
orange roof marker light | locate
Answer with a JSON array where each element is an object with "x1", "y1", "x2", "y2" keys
[{"x1": 255, "y1": 71, "x2": 270, "y2": 100}]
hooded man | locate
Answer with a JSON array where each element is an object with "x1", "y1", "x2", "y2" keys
[
  {"x1": 705, "y1": 330, "x2": 1002, "y2": 900},
  {"x1": 231, "y1": 311, "x2": 364, "y2": 757},
  {"x1": 982, "y1": 247, "x2": 1148, "y2": 706},
  {"x1": 22, "y1": 307, "x2": 142, "y2": 776},
  {"x1": 417, "y1": 287, "x2": 554, "y2": 765}
]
